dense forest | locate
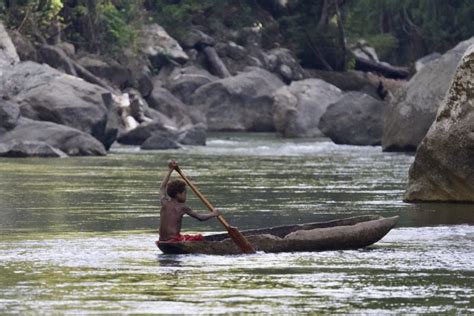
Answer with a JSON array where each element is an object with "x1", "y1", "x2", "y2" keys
[{"x1": 1, "y1": 0, "x2": 473, "y2": 69}]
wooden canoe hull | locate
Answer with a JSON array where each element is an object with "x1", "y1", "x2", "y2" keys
[{"x1": 157, "y1": 215, "x2": 399, "y2": 255}]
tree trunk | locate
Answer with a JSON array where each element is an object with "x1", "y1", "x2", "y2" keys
[
  {"x1": 86, "y1": 0, "x2": 99, "y2": 53},
  {"x1": 335, "y1": 0, "x2": 347, "y2": 70},
  {"x1": 302, "y1": 29, "x2": 333, "y2": 71},
  {"x1": 317, "y1": 0, "x2": 334, "y2": 28}
]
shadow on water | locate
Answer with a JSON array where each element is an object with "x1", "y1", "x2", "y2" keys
[
  {"x1": 407, "y1": 203, "x2": 474, "y2": 226},
  {"x1": 156, "y1": 254, "x2": 183, "y2": 267}
]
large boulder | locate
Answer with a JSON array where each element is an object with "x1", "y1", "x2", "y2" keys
[
  {"x1": 9, "y1": 30, "x2": 37, "y2": 62},
  {"x1": 37, "y1": 44, "x2": 76, "y2": 75},
  {"x1": 77, "y1": 55, "x2": 130, "y2": 89},
  {"x1": 382, "y1": 37, "x2": 474, "y2": 152},
  {"x1": 414, "y1": 52, "x2": 441, "y2": 72},
  {"x1": 215, "y1": 41, "x2": 259, "y2": 75},
  {"x1": 162, "y1": 66, "x2": 218, "y2": 104},
  {"x1": 180, "y1": 28, "x2": 216, "y2": 49},
  {"x1": 0, "y1": 117, "x2": 106, "y2": 156},
  {"x1": 191, "y1": 68, "x2": 285, "y2": 131},
  {"x1": 177, "y1": 123, "x2": 207, "y2": 146},
  {"x1": 263, "y1": 48, "x2": 305, "y2": 83},
  {"x1": 1, "y1": 62, "x2": 119, "y2": 150},
  {"x1": 0, "y1": 99, "x2": 21, "y2": 131},
  {"x1": 140, "y1": 24, "x2": 188, "y2": 68},
  {"x1": 138, "y1": 123, "x2": 208, "y2": 149},
  {"x1": 404, "y1": 44, "x2": 474, "y2": 202},
  {"x1": 319, "y1": 92, "x2": 386, "y2": 146},
  {"x1": 117, "y1": 121, "x2": 173, "y2": 145},
  {"x1": 215, "y1": 42, "x2": 304, "y2": 83},
  {"x1": 0, "y1": 22, "x2": 20, "y2": 67},
  {"x1": 273, "y1": 79, "x2": 343, "y2": 137},
  {"x1": 140, "y1": 132, "x2": 182, "y2": 150},
  {"x1": 0, "y1": 141, "x2": 68, "y2": 158},
  {"x1": 146, "y1": 86, "x2": 201, "y2": 127},
  {"x1": 118, "y1": 49, "x2": 153, "y2": 98}
]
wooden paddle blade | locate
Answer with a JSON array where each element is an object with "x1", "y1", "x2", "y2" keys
[{"x1": 226, "y1": 226, "x2": 256, "y2": 254}]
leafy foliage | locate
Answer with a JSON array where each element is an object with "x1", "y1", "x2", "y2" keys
[
  {"x1": 147, "y1": 0, "x2": 256, "y2": 38},
  {"x1": 345, "y1": 0, "x2": 474, "y2": 63},
  {"x1": 1, "y1": 0, "x2": 473, "y2": 65},
  {"x1": 3, "y1": 0, "x2": 64, "y2": 41}
]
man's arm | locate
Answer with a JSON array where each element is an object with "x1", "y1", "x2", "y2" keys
[
  {"x1": 182, "y1": 206, "x2": 220, "y2": 221},
  {"x1": 160, "y1": 160, "x2": 177, "y2": 204}
]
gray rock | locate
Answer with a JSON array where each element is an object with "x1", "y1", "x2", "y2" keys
[
  {"x1": 383, "y1": 37, "x2": 474, "y2": 152},
  {"x1": 163, "y1": 66, "x2": 218, "y2": 104},
  {"x1": 117, "y1": 121, "x2": 174, "y2": 145},
  {"x1": 264, "y1": 48, "x2": 305, "y2": 82},
  {"x1": 216, "y1": 41, "x2": 247, "y2": 60},
  {"x1": 415, "y1": 52, "x2": 441, "y2": 72},
  {"x1": 178, "y1": 123, "x2": 206, "y2": 146},
  {"x1": 0, "y1": 117, "x2": 106, "y2": 156},
  {"x1": 191, "y1": 68, "x2": 285, "y2": 131},
  {"x1": 146, "y1": 86, "x2": 196, "y2": 127},
  {"x1": 141, "y1": 132, "x2": 181, "y2": 150},
  {"x1": 77, "y1": 55, "x2": 130, "y2": 89},
  {"x1": 37, "y1": 44, "x2": 76, "y2": 75},
  {"x1": 1, "y1": 61, "x2": 119, "y2": 149},
  {"x1": 0, "y1": 99, "x2": 21, "y2": 131},
  {"x1": 118, "y1": 49, "x2": 153, "y2": 97},
  {"x1": 0, "y1": 141, "x2": 68, "y2": 158},
  {"x1": 273, "y1": 79, "x2": 343, "y2": 137},
  {"x1": 140, "y1": 24, "x2": 188, "y2": 67},
  {"x1": 185, "y1": 48, "x2": 199, "y2": 61},
  {"x1": 0, "y1": 22, "x2": 20, "y2": 67},
  {"x1": 9, "y1": 30, "x2": 37, "y2": 62},
  {"x1": 404, "y1": 44, "x2": 474, "y2": 202},
  {"x1": 319, "y1": 92, "x2": 386, "y2": 145},
  {"x1": 180, "y1": 29, "x2": 216, "y2": 48},
  {"x1": 0, "y1": 142, "x2": 8, "y2": 154}
]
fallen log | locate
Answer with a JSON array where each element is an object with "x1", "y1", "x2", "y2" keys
[
  {"x1": 203, "y1": 46, "x2": 231, "y2": 78},
  {"x1": 355, "y1": 56, "x2": 410, "y2": 79}
]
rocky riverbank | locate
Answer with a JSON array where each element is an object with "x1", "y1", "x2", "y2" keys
[
  {"x1": 1, "y1": 21, "x2": 404, "y2": 157},
  {"x1": 1, "y1": 21, "x2": 473, "y2": 202}
]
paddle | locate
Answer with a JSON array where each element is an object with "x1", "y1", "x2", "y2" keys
[{"x1": 173, "y1": 165, "x2": 256, "y2": 254}]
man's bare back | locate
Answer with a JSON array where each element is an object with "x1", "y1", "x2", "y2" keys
[
  {"x1": 158, "y1": 160, "x2": 219, "y2": 242},
  {"x1": 159, "y1": 198, "x2": 190, "y2": 241}
]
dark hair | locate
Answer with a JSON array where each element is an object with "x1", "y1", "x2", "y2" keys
[{"x1": 167, "y1": 180, "x2": 186, "y2": 198}]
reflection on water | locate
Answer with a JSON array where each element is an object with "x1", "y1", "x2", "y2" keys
[{"x1": 0, "y1": 133, "x2": 473, "y2": 313}]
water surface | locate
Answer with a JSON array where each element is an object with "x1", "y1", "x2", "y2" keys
[{"x1": 1, "y1": 133, "x2": 473, "y2": 313}]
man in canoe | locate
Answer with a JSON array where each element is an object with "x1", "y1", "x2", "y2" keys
[{"x1": 157, "y1": 160, "x2": 219, "y2": 243}]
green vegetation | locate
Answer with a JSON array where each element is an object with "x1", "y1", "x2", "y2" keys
[
  {"x1": 1, "y1": 0, "x2": 473, "y2": 66},
  {"x1": 344, "y1": 0, "x2": 474, "y2": 64}
]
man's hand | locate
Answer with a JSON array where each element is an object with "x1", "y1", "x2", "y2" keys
[
  {"x1": 160, "y1": 160, "x2": 176, "y2": 203},
  {"x1": 212, "y1": 208, "x2": 221, "y2": 218},
  {"x1": 168, "y1": 160, "x2": 177, "y2": 170}
]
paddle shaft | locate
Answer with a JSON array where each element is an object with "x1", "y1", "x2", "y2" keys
[
  {"x1": 174, "y1": 166, "x2": 255, "y2": 254},
  {"x1": 174, "y1": 166, "x2": 232, "y2": 228}
]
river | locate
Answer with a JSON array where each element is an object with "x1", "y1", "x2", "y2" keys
[{"x1": 0, "y1": 133, "x2": 473, "y2": 314}]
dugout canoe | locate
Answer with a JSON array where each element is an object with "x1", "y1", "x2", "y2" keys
[{"x1": 157, "y1": 215, "x2": 399, "y2": 255}]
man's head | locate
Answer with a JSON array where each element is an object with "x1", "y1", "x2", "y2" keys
[{"x1": 167, "y1": 179, "x2": 187, "y2": 202}]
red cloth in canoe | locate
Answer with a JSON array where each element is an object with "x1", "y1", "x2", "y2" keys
[{"x1": 157, "y1": 233, "x2": 204, "y2": 244}]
